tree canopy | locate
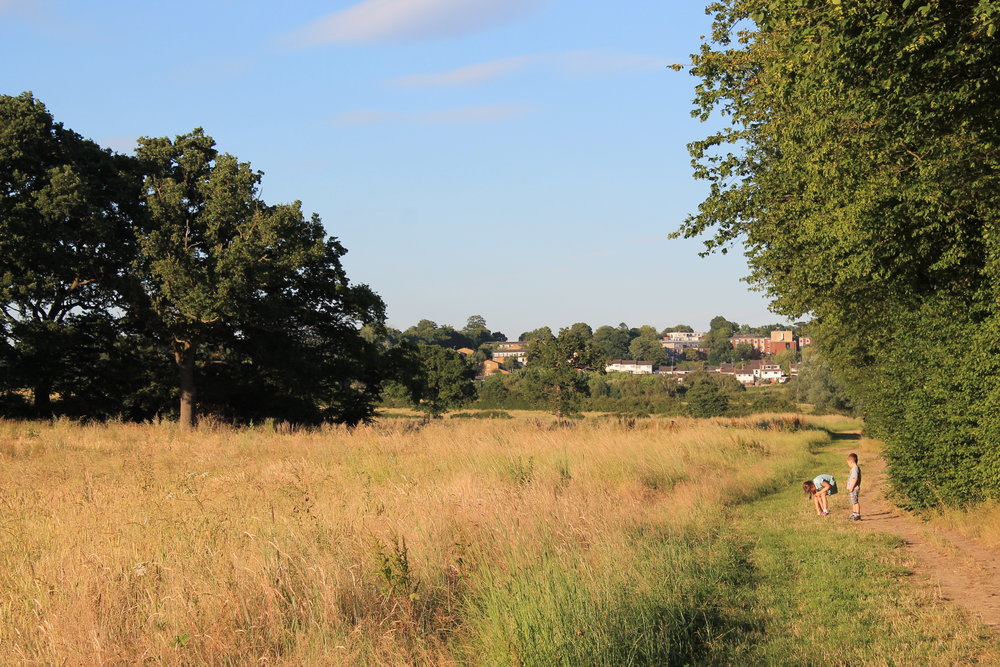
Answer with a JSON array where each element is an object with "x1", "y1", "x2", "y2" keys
[
  {"x1": 678, "y1": 1, "x2": 1000, "y2": 507},
  {"x1": 0, "y1": 92, "x2": 137, "y2": 414},
  {"x1": 409, "y1": 344, "x2": 476, "y2": 417},
  {"x1": 132, "y1": 129, "x2": 387, "y2": 426},
  {"x1": 1, "y1": 94, "x2": 398, "y2": 427},
  {"x1": 523, "y1": 326, "x2": 600, "y2": 417}
]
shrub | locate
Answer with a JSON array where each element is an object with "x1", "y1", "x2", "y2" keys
[{"x1": 686, "y1": 383, "x2": 730, "y2": 418}]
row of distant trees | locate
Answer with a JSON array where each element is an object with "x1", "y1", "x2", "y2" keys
[
  {"x1": 0, "y1": 92, "x2": 409, "y2": 427},
  {"x1": 380, "y1": 319, "x2": 826, "y2": 419},
  {"x1": 392, "y1": 314, "x2": 802, "y2": 368}
]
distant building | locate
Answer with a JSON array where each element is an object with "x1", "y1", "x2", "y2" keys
[
  {"x1": 659, "y1": 360, "x2": 769, "y2": 385},
  {"x1": 656, "y1": 366, "x2": 690, "y2": 380},
  {"x1": 798, "y1": 336, "x2": 813, "y2": 347},
  {"x1": 606, "y1": 360, "x2": 654, "y2": 375},
  {"x1": 730, "y1": 334, "x2": 769, "y2": 353},
  {"x1": 489, "y1": 341, "x2": 528, "y2": 365},
  {"x1": 768, "y1": 330, "x2": 797, "y2": 353},
  {"x1": 730, "y1": 330, "x2": 799, "y2": 355},
  {"x1": 480, "y1": 359, "x2": 510, "y2": 378},
  {"x1": 756, "y1": 363, "x2": 786, "y2": 383},
  {"x1": 456, "y1": 347, "x2": 475, "y2": 356},
  {"x1": 660, "y1": 332, "x2": 706, "y2": 360},
  {"x1": 662, "y1": 331, "x2": 705, "y2": 343}
]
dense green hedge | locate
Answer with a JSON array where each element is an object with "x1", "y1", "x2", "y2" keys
[{"x1": 679, "y1": 1, "x2": 999, "y2": 508}]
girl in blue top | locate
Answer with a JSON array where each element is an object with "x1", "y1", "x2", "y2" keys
[{"x1": 803, "y1": 474, "x2": 837, "y2": 516}]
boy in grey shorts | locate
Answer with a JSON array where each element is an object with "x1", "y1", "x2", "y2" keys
[{"x1": 847, "y1": 453, "x2": 861, "y2": 521}]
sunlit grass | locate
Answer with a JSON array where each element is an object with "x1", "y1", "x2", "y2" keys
[
  {"x1": 0, "y1": 414, "x2": 992, "y2": 664},
  {"x1": 926, "y1": 500, "x2": 1000, "y2": 550}
]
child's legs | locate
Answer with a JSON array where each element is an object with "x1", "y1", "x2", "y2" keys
[
  {"x1": 818, "y1": 491, "x2": 829, "y2": 512},
  {"x1": 813, "y1": 494, "x2": 823, "y2": 514}
]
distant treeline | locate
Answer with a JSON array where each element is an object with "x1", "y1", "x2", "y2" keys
[
  {"x1": 391, "y1": 315, "x2": 802, "y2": 366},
  {"x1": 379, "y1": 321, "x2": 841, "y2": 419}
]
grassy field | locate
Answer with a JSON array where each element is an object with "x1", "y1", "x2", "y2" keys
[{"x1": 0, "y1": 415, "x2": 994, "y2": 665}]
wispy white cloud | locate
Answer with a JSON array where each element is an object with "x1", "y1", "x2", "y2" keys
[
  {"x1": 389, "y1": 50, "x2": 668, "y2": 88},
  {"x1": 282, "y1": 0, "x2": 542, "y2": 47},
  {"x1": 332, "y1": 104, "x2": 533, "y2": 126},
  {"x1": 391, "y1": 56, "x2": 532, "y2": 87}
]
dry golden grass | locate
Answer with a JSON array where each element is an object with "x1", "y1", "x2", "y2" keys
[
  {"x1": 927, "y1": 501, "x2": 1000, "y2": 550},
  {"x1": 0, "y1": 415, "x2": 822, "y2": 664}
]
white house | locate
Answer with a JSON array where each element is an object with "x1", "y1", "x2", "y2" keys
[
  {"x1": 756, "y1": 364, "x2": 786, "y2": 383},
  {"x1": 662, "y1": 331, "x2": 705, "y2": 343},
  {"x1": 735, "y1": 369, "x2": 756, "y2": 385},
  {"x1": 606, "y1": 360, "x2": 654, "y2": 375},
  {"x1": 490, "y1": 342, "x2": 528, "y2": 365}
]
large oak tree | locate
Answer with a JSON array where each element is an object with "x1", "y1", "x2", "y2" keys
[{"x1": 133, "y1": 129, "x2": 386, "y2": 427}]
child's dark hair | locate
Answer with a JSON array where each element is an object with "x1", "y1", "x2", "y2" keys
[
  {"x1": 848, "y1": 453, "x2": 858, "y2": 463},
  {"x1": 802, "y1": 480, "x2": 817, "y2": 498}
]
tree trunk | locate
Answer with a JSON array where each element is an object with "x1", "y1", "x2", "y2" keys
[
  {"x1": 33, "y1": 382, "x2": 52, "y2": 417},
  {"x1": 175, "y1": 342, "x2": 197, "y2": 429}
]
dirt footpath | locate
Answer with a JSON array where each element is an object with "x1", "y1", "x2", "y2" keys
[{"x1": 847, "y1": 436, "x2": 1000, "y2": 629}]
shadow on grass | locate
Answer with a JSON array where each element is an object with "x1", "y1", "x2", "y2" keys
[{"x1": 830, "y1": 431, "x2": 862, "y2": 440}]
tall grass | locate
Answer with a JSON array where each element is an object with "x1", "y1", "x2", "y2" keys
[
  {"x1": 0, "y1": 415, "x2": 825, "y2": 664},
  {"x1": 926, "y1": 501, "x2": 1000, "y2": 550}
]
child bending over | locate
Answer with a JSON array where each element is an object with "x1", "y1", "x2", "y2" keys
[{"x1": 803, "y1": 474, "x2": 837, "y2": 516}]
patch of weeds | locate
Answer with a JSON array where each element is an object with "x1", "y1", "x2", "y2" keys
[
  {"x1": 735, "y1": 437, "x2": 768, "y2": 456},
  {"x1": 505, "y1": 456, "x2": 535, "y2": 486},
  {"x1": 744, "y1": 416, "x2": 808, "y2": 432},
  {"x1": 637, "y1": 466, "x2": 682, "y2": 493},
  {"x1": 450, "y1": 411, "x2": 513, "y2": 420},
  {"x1": 371, "y1": 534, "x2": 419, "y2": 599},
  {"x1": 556, "y1": 456, "x2": 572, "y2": 488}
]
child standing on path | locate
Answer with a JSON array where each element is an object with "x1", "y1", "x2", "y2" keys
[
  {"x1": 803, "y1": 474, "x2": 837, "y2": 516},
  {"x1": 847, "y1": 453, "x2": 862, "y2": 521}
]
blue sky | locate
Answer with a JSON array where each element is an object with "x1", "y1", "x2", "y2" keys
[{"x1": 1, "y1": 0, "x2": 779, "y2": 338}]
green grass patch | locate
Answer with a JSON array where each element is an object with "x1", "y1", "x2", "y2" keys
[
  {"x1": 462, "y1": 536, "x2": 729, "y2": 665},
  {"x1": 700, "y1": 437, "x2": 998, "y2": 665}
]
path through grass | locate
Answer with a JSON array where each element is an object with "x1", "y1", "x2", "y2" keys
[{"x1": 700, "y1": 427, "x2": 998, "y2": 665}]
